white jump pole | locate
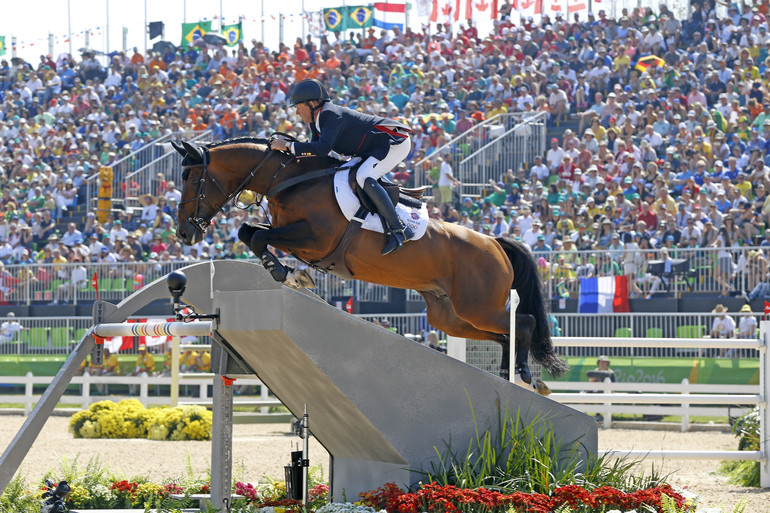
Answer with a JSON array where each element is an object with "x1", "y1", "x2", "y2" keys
[
  {"x1": 92, "y1": 321, "x2": 213, "y2": 338},
  {"x1": 760, "y1": 321, "x2": 770, "y2": 487},
  {"x1": 509, "y1": 290, "x2": 520, "y2": 384}
]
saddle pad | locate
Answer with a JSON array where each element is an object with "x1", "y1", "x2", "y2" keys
[{"x1": 333, "y1": 171, "x2": 429, "y2": 240}]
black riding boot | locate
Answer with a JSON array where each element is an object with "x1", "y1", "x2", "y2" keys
[{"x1": 362, "y1": 177, "x2": 414, "y2": 256}]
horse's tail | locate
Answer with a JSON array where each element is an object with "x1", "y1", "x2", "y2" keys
[{"x1": 496, "y1": 236, "x2": 569, "y2": 378}]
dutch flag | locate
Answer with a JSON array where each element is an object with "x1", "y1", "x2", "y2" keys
[{"x1": 373, "y1": 0, "x2": 406, "y2": 30}]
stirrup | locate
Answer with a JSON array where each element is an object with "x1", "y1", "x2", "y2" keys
[{"x1": 381, "y1": 226, "x2": 413, "y2": 256}]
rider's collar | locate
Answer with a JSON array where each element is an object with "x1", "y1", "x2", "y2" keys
[{"x1": 314, "y1": 102, "x2": 328, "y2": 132}]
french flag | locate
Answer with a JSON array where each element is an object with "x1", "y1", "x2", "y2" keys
[
  {"x1": 374, "y1": 0, "x2": 406, "y2": 30},
  {"x1": 578, "y1": 276, "x2": 630, "y2": 314}
]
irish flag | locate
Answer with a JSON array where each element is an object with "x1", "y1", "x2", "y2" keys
[{"x1": 578, "y1": 276, "x2": 630, "y2": 313}]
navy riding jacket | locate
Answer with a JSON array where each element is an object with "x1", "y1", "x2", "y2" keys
[{"x1": 293, "y1": 102, "x2": 410, "y2": 161}]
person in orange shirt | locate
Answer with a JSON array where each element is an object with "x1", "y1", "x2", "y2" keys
[
  {"x1": 147, "y1": 53, "x2": 165, "y2": 71},
  {"x1": 325, "y1": 49, "x2": 341, "y2": 70},
  {"x1": 130, "y1": 48, "x2": 145, "y2": 67},
  {"x1": 221, "y1": 108, "x2": 242, "y2": 137}
]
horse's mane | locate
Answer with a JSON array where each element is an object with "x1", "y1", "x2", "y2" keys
[{"x1": 205, "y1": 136, "x2": 270, "y2": 149}]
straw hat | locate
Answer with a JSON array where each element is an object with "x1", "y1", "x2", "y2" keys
[
  {"x1": 712, "y1": 304, "x2": 727, "y2": 314},
  {"x1": 740, "y1": 304, "x2": 752, "y2": 313},
  {"x1": 139, "y1": 193, "x2": 157, "y2": 205},
  {"x1": 597, "y1": 355, "x2": 610, "y2": 363}
]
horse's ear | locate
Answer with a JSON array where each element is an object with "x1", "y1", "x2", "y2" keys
[
  {"x1": 171, "y1": 141, "x2": 186, "y2": 157},
  {"x1": 182, "y1": 141, "x2": 204, "y2": 162}
]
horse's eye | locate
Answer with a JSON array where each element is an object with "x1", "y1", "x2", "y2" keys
[{"x1": 182, "y1": 169, "x2": 190, "y2": 181}]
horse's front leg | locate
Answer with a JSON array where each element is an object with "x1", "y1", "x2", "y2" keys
[{"x1": 238, "y1": 221, "x2": 315, "y2": 284}]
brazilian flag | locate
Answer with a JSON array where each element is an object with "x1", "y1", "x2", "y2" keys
[
  {"x1": 347, "y1": 6, "x2": 373, "y2": 29},
  {"x1": 323, "y1": 8, "x2": 345, "y2": 31},
  {"x1": 181, "y1": 21, "x2": 212, "y2": 48},
  {"x1": 222, "y1": 22, "x2": 242, "y2": 47},
  {"x1": 0, "y1": 37, "x2": 5, "y2": 57}
]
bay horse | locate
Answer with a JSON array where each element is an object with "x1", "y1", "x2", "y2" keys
[{"x1": 171, "y1": 137, "x2": 568, "y2": 393}]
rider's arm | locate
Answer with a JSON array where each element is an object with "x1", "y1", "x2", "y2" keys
[{"x1": 293, "y1": 110, "x2": 342, "y2": 157}]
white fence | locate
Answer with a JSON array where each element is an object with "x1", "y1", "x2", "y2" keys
[
  {"x1": 549, "y1": 378, "x2": 756, "y2": 431},
  {"x1": 548, "y1": 330, "x2": 769, "y2": 484},
  {"x1": 0, "y1": 374, "x2": 278, "y2": 416}
]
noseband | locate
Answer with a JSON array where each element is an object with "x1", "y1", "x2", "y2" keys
[{"x1": 179, "y1": 144, "x2": 295, "y2": 236}]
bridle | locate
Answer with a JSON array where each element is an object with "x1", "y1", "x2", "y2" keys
[{"x1": 178, "y1": 138, "x2": 295, "y2": 237}]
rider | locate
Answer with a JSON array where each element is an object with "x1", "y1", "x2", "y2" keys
[{"x1": 270, "y1": 78, "x2": 414, "y2": 256}]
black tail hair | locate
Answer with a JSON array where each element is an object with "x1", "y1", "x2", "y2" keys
[{"x1": 496, "y1": 236, "x2": 569, "y2": 377}]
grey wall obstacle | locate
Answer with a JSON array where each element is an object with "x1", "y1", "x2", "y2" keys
[{"x1": 0, "y1": 260, "x2": 597, "y2": 509}]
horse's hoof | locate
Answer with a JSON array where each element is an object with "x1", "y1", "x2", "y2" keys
[
  {"x1": 513, "y1": 374, "x2": 550, "y2": 396},
  {"x1": 238, "y1": 223, "x2": 260, "y2": 245},
  {"x1": 534, "y1": 379, "x2": 551, "y2": 396},
  {"x1": 285, "y1": 268, "x2": 315, "y2": 290}
]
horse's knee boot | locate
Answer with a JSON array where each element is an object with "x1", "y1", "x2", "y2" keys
[
  {"x1": 259, "y1": 251, "x2": 288, "y2": 283},
  {"x1": 238, "y1": 223, "x2": 260, "y2": 247},
  {"x1": 500, "y1": 341, "x2": 510, "y2": 381}
]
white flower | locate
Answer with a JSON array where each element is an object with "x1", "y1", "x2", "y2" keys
[{"x1": 316, "y1": 503, "x2": 378, "y2": 513}]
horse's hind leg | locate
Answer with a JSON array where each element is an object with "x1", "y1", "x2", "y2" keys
[{"x1": 421, "y1": 291, "x2": 507, "y2": 343}]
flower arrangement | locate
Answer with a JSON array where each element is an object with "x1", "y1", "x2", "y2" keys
[
  {"x1": 358, "y1": 482, "x2": 689, "y2": 513},
  {"x1": 69, "y1": 399, "x2": 212, "y2": 441}
]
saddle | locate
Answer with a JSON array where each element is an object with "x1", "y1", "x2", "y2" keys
[
  {"x1": 308, "y1": 165, "x2": 427, "y2": 280},
  {"x1": 344, "y1": 164, "x2": 427, "y2": 213}
]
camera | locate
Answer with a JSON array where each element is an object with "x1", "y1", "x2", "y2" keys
[{"x1": 41, "y1": 479, "x2": 70, "y2": 513}]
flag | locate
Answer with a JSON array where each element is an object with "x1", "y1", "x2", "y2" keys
[
  {"x1": 415, "y1": 0, "x2": 432, "y2": 17},
  {"x1": 577, "y1": 276, "x2": 630, "y2": 314},
  {"x1": 764, "y1": 301, "x2": 770, "y2": 315},
  {"x1": 148, "y1": 21, "x2": 164, "y2": 39},
  {"x1": 442, "y1": 0, "x2": 498, "y2": 22},
  {"x1": 347, "y1": 6, "x2": 374, "y2": 29},
  {"x1": 91, "y1": 271, "x2": 99, "y2": 300},
  {"x1": 518, "y1": 0, "x2": 542, "y2": 17},
  {"x1": 345, "y1": 297, "x2": 353, "y2": 314},
  {"x1": 0, "y1": 37, "x2": 7, "y2": 57},
  {"x1": 181, "y1": 21, "x2": 212, "y2": 48},
  {"x1": 373, "y1": 1, "x2": 406, "y2": 30},
  {"x1": 222, "y1": 22, "x2": 242, "y2": 46},
  {"x1": 323, "y1": 7, "x2": 346, "y2": 31},
  {"x1": 430, "y1": 0, "x2": 454, "y2": 23},
  {"x1": 635, "y1": 55, "x2": 666, "y2": 73}
]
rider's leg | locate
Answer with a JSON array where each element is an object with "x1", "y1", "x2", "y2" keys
[{"x1": 357, "y1": 139, "x2": 413, "y2": 256}]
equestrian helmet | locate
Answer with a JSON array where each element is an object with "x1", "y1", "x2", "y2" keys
[{"x1": 289, "y1": 79, "x2": 331, "y2": 106}]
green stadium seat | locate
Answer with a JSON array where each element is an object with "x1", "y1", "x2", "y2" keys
[
  {"x1": 27, "y1": 327, "x2": 50, "y2": 348},
  {"x1": 676, "y1": 325, "x2": 706, "y2": 338},
  {"x1": 646, "y1": 328, "x2": 663, "y2": 339},
  {"x1": 614, "y1": 327, "x2": 632, "y2": 338},
  {"x1": 51, "y1": 327, "x2": 71, "y2": 347}
]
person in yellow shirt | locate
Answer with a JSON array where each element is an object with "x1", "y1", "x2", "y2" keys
[
  {"x1": 91, "y1": 347, "x2": 120, "y2": 395},
  {"x1": 180, "y1": 349, "x2": 199, "y2": 372},
  {"x1": 129, "y1": 344, "x2": 155, "y2": 395},
  {"x1": 195, "y1": 351, "x2": 211, "y2": 373}
]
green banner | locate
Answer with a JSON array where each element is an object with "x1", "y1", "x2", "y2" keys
[
  {"x1": 323, "y1": 6, "x2": 373, "y2": 32},
  {"x1": 222, "y1": 22, "x2": 242, "y2": 47},
  {"x1": 546, "y1": 356, "x2": 760, "y2": 385},
  {"x1": 180, "y1": 21, "x2": 212, "y2": 48}
]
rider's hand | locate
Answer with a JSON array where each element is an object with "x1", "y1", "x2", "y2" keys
[{"x1": 270, "y1": 138, "x2": 289, "y2": 152}]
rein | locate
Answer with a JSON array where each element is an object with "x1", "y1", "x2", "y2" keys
[{"x1": 179, "y1": 144, "x2": 294, "y2": 235}]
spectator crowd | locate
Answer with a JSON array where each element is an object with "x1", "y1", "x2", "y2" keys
[{"x1": 0, "y1": 0, "x2": 768, "y2": 301}]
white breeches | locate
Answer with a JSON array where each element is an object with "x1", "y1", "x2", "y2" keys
[{"x1": 355, "y1": 136, "x2": 411, "y2": 188}]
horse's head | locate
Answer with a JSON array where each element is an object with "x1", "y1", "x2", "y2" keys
[
  {"x1": 171, "y1": 140, "x2": 235, "y2": 245},
  {"x1": 171, "y1": 138, "x2": 284, "y2": 246}
]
